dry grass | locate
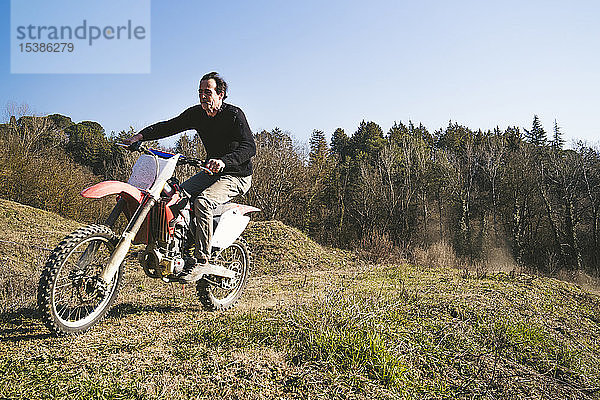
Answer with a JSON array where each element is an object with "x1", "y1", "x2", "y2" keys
[
  {"x1": 0, "y1": 199, "x2": 81, "y2": 313},
  {"x1": 412, "y1": 240, "x2": 524, "y2": 279},
  {"x1": 355, "y1": 228, "x2": 407, "y2": 264},
  {"x1": 245, "y1": 220, "x2": 357, "y2": 275},
  {"x1": 3, "y1": 262, "x2": 600, "y2": 399},
  {"x1": 412, "y1": 240, "x2": 460, "y2": 269},
  {"x1": 1, "y1": 199, "x2": 600, "y2": 399}
]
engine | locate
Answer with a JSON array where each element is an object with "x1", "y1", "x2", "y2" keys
[{"x1": 139, "y1": 197, "x2": 192, "y2": 279}]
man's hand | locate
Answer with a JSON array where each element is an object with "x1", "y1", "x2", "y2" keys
[
  {"x1": 122, "y1": 133, "x2": 143, "y2": 146},
  {"x1": 205, "y1": 159, "x2": 225, "y2": 173}
]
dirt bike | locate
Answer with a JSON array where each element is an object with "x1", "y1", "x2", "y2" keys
[{"x1": 37, "y1": 143, "x2": 259, "y2": 335}]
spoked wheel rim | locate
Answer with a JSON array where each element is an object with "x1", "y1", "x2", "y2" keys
[
  {"x1": 51, "y1": 236, "x2": 117, "y2": 328},
  {"x1": 208, "y1": 243, "x2": 247, "y2": 304}
]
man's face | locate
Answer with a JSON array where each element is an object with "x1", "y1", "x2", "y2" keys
[{"x1": 199, "y1": 79, "x2": 224, "y2": 115}]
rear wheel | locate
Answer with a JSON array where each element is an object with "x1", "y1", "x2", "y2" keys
[
  {"x1": 196, "y1": 238, "x2": 250, "y2": 311},
  {"x1": 37, "y1": 225, "x2": 122, "y2": 335}
]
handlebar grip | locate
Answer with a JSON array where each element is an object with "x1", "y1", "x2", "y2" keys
[
  {"x1": 182, "y1": 157, "x2": 213, "y2": 175},
  {"x1": 128, "y1": 141, "x2": 142, "y2": 152},
  {"x1": 197, "y1": 165, "x2": 213, "y2": 175},
  {"x1": 116, "y1": 142, "x2": 143, "y2": 152}
]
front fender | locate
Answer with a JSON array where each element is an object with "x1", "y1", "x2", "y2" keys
[{"x1": 81, "y1": 181, "x2": 143, "y2": 203}]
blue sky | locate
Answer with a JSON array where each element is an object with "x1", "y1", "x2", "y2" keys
[{"x1": 1, "y1": 0, "x2": 599, "y2": 147}]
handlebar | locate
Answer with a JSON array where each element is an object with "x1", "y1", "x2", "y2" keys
[
  {"x1": 116, "y1": 141, "x2": 145, "y2": 153},
  {"x1": 117, "y1": 142, "x2": 213, "y2": 175},
  {"x1": 178, "y1": 156, "x2": 213, "y2": 175}
]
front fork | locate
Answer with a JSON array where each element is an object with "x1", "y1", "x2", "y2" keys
[
  {"x1": 99, "y1": 195, "x2": 156, "y2": 284},
  {"x1": 76, "y1": 198, "x2": 125, "y2": 270},
  {"x1": 104, "y1": 197, "x2": 126, "y2": 228}
]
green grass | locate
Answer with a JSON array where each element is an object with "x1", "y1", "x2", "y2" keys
[{"x1": 1, "y1": 199, "x2": 600, "y2": 399}]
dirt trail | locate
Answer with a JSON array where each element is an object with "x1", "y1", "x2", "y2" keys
[{"x1": 0, "y1": 258, "x2": 347, "y2": 339}]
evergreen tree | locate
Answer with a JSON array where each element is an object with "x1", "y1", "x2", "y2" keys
[
  {"x1": 331, "y1": 128, "x2": 349, "y2": 161},
  {"x1": 309, "y1": 129, "x2": 328, "y2": 166},
  {"x1": 524, "y1": 115, "x2": 547, "y2": 146},
  {"x1": 552, "y1": 119, "x2": 565, "y2": 149},
  {"x1": 435, "y1": 121, "x2": 472, "y2": 151},
  {"x1": 388, "y1": 121, "x2": 408, "y2": 144},
  {"x1": 504, "y1": 126, "x2": 522, "y2": 150},
  {"x1": 65, "y1": 121, "x2": 111, "y2": 174},
  {"x1": 410, "y1": 121, "x2": 434, "y2": 147},
  {"x1": 349, "y1": 120, "x2": 385, "y2": 162}
]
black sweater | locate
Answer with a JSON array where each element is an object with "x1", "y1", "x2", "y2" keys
[{"x1": 139, "y1": 103, "x2": 256, "y2": 176}]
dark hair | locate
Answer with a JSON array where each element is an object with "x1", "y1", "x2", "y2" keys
[{"x1": 200, "y1": 71, "x2": 228, "y2": 99}]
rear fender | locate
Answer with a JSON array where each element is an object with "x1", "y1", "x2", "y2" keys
[
  {"x1": 213, "y1": 203, "x2": 260, "y2": 216},
  {"x1": 236, "y1": 205, "x2": 261, "y2": 215},
  {"x1": 211, "y1": 209, "x2": 250, "y2": 249}
]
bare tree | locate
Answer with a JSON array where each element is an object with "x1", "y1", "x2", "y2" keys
[
  {"x1": 480, "y1": 130, "x2": 507, "y2": 240},
  {"x1": 2, "y1": 101, "x2": 31, "y2": 123},
  {"x1": 247, "y1": 129, "x2": 307, "y2": 222}
]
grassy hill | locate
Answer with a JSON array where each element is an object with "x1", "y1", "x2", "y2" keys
[{"x1": 1, "y1": 198, "x2": 599, "y2": 399}]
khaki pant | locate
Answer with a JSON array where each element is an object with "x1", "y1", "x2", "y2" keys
[{"x1": 180, "y1": 173, "x2": 252, "y2": 259}]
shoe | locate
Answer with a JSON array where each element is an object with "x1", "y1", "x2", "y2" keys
[{"x1": 177, "y1": 257, "x2": 208, "y2": 283}]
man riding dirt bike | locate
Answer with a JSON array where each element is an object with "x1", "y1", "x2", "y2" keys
[
  {"x1": 123, "y1": 71, "x2": 256, "y2": 283},
  {"x1": 37, "y1": 71, "x2": 258, "y2": 335}
]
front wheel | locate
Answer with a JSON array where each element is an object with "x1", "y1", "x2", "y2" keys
[
  {"x1": 37, "y1": 225, "x2": 122, "y2": 335},
  {"x1": 196, "y1": 238, "x2": 251, "y2": 311}
]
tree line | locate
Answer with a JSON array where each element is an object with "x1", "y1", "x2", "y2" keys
[
  {"x1": 245, "y1": 116, "x2": 600, "y2": 276},
  {"x1": 1, "y1": 106, "x2": 599, "y2": 276}
]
